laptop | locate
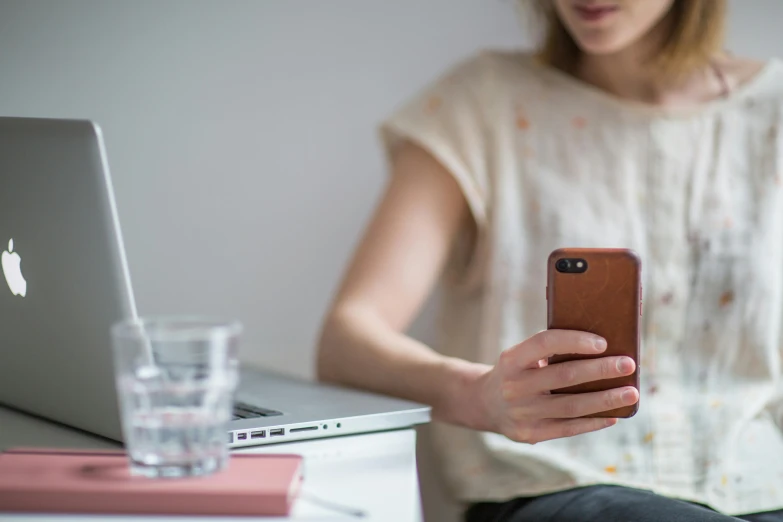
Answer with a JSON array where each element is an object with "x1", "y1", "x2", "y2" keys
[{"x1": 0, "y1": 116, "x2": 430, "y2": 448}]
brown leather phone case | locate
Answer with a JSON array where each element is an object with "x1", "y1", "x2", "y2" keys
[{"x1": 547, "y1": 248, "x2": 641, "y2": 418}]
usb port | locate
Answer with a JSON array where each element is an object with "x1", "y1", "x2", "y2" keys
[
  {"x1": 237, "y1": 433, "x2": 247, "y2": 440},
  {"x1": 270, "y1": 428, "x2": 284, "y2": 437},
  {"x1": 251, "y1": 430, "x2": 266, "y2": 439}
]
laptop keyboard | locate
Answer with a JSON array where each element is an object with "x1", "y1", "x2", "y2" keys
[{"x1": 232, "y1": 401, "x2": 283, "y2": 420}]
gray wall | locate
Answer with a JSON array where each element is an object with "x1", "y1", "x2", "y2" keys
[
  {"x1": 1, "y1": 0, "x2": 779, "y2": 377},
  {"x1": 1, "y1": 1, "x2": 781, "y2": 520},
  {"x1": 0, "y1": 0, "x2": 526, "y2": 378}
]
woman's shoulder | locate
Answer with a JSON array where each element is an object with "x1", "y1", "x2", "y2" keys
[
  {"x1": 719, "y1": 55, "x2": 783, "y2": 107},
  {"x1": 718, "y1": 55, "x2": 783, "y2": 93},
  {"x1": 436, "y1": 49, "x2": 551, "y2": 96}
]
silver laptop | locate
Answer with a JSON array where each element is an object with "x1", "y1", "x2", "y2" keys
[{"x1": 0, "y1": 116, "x2": 430, "y2": 448}]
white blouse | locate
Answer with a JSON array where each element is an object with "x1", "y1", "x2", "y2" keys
[{"x1": 380, "y1": 51, "x2": 783, "y2": 516}]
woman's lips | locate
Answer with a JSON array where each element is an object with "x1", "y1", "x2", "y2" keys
[{"x1": 574, "y1": 4, "x2": 620, "y2": 22}]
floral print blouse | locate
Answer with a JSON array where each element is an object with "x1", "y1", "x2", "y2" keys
[{"x1": 380, "y1": 51, "x2": 783, "y2": 515}]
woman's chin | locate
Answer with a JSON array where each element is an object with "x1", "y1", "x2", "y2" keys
[{"x1": 574, "y1": 37, "x2": 632, "y2": 57}]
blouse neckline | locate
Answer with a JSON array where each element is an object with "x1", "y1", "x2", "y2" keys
[{"x1": 518, "y1": 53, "x2": 782, "y2": 119}]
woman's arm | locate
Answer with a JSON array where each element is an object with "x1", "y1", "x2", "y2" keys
[
  {"x1": 317, "y1": 140, "x2": 489, "y2": 429},
  {"x1": 316, "y1": 141, "x2": 638, "y2": 441}
]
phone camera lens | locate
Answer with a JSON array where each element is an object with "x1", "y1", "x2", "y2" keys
[{"x1": 556, "y1": 259, "x2": 571, "y2": 272}]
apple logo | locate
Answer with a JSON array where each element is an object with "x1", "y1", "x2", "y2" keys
[{"x1": 2, "y1": 239, "x2": 27, "y2": 297}]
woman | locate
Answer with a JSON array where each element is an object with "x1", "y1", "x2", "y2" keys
[{"x1": 316, "y1": 0, "x2": 783, "y2": 520}]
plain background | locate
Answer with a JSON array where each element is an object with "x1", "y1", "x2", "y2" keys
[{"x1": 1, "y1": 2, "x2": 782, "y2": 520}]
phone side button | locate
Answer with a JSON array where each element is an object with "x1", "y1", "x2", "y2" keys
[{"x1": 640, "y1": 301, "x2": 643, "y2": 316}]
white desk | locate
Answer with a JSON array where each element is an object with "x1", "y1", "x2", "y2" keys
[{"x1": 0, "y1": 406, "x2": 423, "y2": 521}]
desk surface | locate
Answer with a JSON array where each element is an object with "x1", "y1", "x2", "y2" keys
[{"x1": 0, "y1": 406, "x2": 423, "y2": 521}]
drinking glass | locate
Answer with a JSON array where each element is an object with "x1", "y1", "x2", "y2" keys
[{"x1": 111, "y1": 317, "x2": 241, "y2": 478}]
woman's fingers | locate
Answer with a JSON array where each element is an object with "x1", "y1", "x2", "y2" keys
[
  {"x1": 503, "y1": 356, "x2": 636, "y2": 398},
  {"x1": 500, "y1": 329, "x2": 606, "y2": 374},
  {"x1": 540, "y1": 386, "x2": 639, "y2": 419},
  {"x1": 510, "y1": 417, "x2": 619, "y2": 445}
]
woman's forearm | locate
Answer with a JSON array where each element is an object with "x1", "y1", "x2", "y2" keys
[{"x1": 316, "y1": 304, "x2": 491, "y2": 430}]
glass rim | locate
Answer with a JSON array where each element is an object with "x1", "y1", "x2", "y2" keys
[{"x1": 111, "y1": 315, "x2": 243, "y2": 342}]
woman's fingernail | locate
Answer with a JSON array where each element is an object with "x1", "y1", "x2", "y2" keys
[
  {"x1": 616, "y1": 357, "x2": 634, "y2": 373},
  {"x1": 621, "y1": 388, "x2": 637, "y2": 403},
  {"x1": 593, "y1": 338, "x2": 607, "y2": 351}
]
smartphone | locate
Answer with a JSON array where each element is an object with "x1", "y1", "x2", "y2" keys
[{"x1": 546, "y1": 248, "x2": 642, "y2": 418}]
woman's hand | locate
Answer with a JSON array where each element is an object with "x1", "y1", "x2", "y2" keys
[
  {"x1": 472, "y1": 330, "x2": 639, "y2": 444},
  {"x1": 318, "y1": 142, "x2": 638, "y2": 436}
]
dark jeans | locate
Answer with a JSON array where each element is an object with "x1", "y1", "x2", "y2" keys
[{"x1": 465, "y1": 485, "x2": 783, "y2": 522}]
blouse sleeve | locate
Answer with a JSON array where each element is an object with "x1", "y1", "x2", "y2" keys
[{"x1": 378, "y1": 53, "x2": 492, "y2": 286}]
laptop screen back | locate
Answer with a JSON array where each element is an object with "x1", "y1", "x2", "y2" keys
[{"x1": 0, "y1": 117, "x2": 135, "y2": 441}]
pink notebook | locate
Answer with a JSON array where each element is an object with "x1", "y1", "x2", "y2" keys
[{"x1": 0, "y1": 448, "x2": 303, "y2": 516}]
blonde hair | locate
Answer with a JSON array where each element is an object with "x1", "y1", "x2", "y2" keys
[{"x1": 530, "y1": 0, "x2": 728, "y2": 81}]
